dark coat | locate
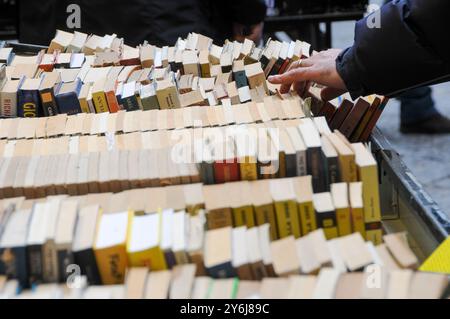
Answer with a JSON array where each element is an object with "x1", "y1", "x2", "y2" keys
[
  {"x1": 19, "y1": 0, "x2": 266, "y2": 47},
  {"x1": 336, "y1": 0, "x2": 450, "y2": 99}
]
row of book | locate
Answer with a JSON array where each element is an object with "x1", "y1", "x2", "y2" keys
[
  {"x1": 0, "y1": 30, "x2": 386, "y2": 142},
  {"x1": 0, "y1": 181, "x2": 437, "y2": 286},
  {"x1": 0, "y1": 119, "x2": 380, "y2": 230},
  {"x1": 0, "y1": 188, "x2": 447, "y2": 299},
  {"x1": 1, "y1": 266, "x2": 448, "y2": 299},
  {"x1": 0, "y1": 93, "x2": 306, "y2": 140},
  {"x1": 0, "y1": 176, "x2": 381, "y2": 288}
]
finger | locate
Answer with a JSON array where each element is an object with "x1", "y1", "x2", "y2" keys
[
  {"x1": 321, "y1": 87, "x2": 347, "y2": 101},
  {"x1": 268, "y1": 66, "x2": 314, "y2": 84},
  {"x1": 293, "y1": 80, "x2": 307, "y2": 96},
  {"x1": 279, "y1": 82, "x2": 293, "y2": 94}
]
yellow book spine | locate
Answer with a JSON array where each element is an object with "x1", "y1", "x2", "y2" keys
[
  {"x1": 359, "y1": 165, "x2": 381, "y2": 223},
  {"x1": 127, "y1": 247, "x2": 168, "y2": 271},
  {"x1": 79, "y1": 97, "x2": 90, "y2": 113},
  {"x1": 336, "y1": 207, "x2": 352, "y2": 236},
  {"x1": 339, "y1": 154, "x2": 358, "y2": 183},
  {"x1": 351, "y1": 207, "x2": 366, "y2": 239},
  {"x1": 365, "y1": 229, "x2": 383, "y2": 245},
  {"x1": 200, "y1": 63, "x2": 211, "y2": 78},
  {"x1": 274, "y1": 200, "x2": 300, "y2": 239},
  {"x1": 323, "y1": 226, "x2": 338, "y2": 240},
  {"x1": 233, "y1": 205, "x2": 256, "y2": 228},
  {"x1": 239, "y1": 156, "x2": 258, "y2": 181},
  {"x1": 297, "y1": 201, "x2": 317, "y2": 235},
  {"x1": 92, "y1": 91, "x2": 110, "y2": 113},
  {"x1": 94, "y1": 245, "x2": 128, "y2": 285},
  {"x1": 254, "y1": 204, "x2": 278, "y2": 240}
]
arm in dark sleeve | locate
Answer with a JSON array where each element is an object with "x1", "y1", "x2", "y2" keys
[
  {"x1": 229, "y1": 0, "x2": 267, "y2": 26},
  {"x1": 336, "y1": 0, "x2": 450, "y2": 99}
]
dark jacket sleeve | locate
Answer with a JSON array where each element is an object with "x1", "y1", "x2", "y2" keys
[{"x1": 336, "y1": 0, "x2": 450, "y2": 99}]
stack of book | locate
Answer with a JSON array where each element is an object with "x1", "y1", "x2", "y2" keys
[
  {"x1": 0, "y1": 198, "x2": 447, "y2": 299},
  {"x1": 0, "y1": 30, "x2": 386, "y2": 142},
  {"x1": 0, "y1": 112, "x2": 382, "y2": 241}
]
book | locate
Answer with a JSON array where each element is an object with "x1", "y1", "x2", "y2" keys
[
  {"x1": 1, "y1": 78, "x2": 24, "y2": 117},
  {"x1": 338, "y1": 97, "x2": 371, "y2": 139},
  {"x1": 54, "y1": 79, "x2": 83, "y2": 115},
  {"x1": 39, "y1": 72, "x2": 61, "y2": 116},
  {"x1": 336, "y1": 233, "x2": 373, "y2": 271},
  {"x1": 270, "y1": 179, "x2": 301, "y2": 239},
  {"x1": 383, "y1": 232, "x2": 418, "y2": 269},
  {"x1": 270, "y1": 236, "x2": 300, "y2": 276},
  {"x1": 352, "y1": 143, "x2": 382, "y2": 244},
  {"x1": 94, "y1": 211, "x2": 129, "y2": 285},
  {"x1": 48, "y1": 30, "x2": 74, "y2": 53},
  {"x1": 17, "y1": 78, "x2": 44, "y2": 118},
  {"x1": 204, "y1": 227, "x2": 236, "y2": 278},
  {"x1": 349, "y1": 182, "x2": 366, "y2": 238},
  {"x1": 144, "y1": 270, "x2": 172, "y2": 299},
  {"x1": 124, "y1": 267, "x2": 148, "y2": 299},
  {"x1": 91, "y1": 77, "x2": 110, "y2": 113},
  {"x1": 312, "y1": 192, "x2": 338, "y2": 240},
  {"x1": 326, "y1": 132, "x2": 357, "y2": 183},
  {"x1": 299, "y1": 120, "x2": 327, "y2": 192},
  {"x1": 0, "y1": 209, "x2": 32, "y2": 288},
  {"x1": 54, "y1": 200, "x2": 78, "y2": 283},
  {"x1": 169, "y1": 264, "x2": 196, "y2": 299},
  {"x1": 72, "y1": 205, "x2": 102, "y2": 285},
  {"x1": 291, "y1": 176, "x2": 317, "y2": 236},
  {"x1": 126, "y1": 211, "x2": 167, "y2": 270},
  {"x1": 26, "y1": 202, "x2": 48, "y2": 286},
  {"x1": 330, "y1": 183, "x2": 351, "y2": 237}
]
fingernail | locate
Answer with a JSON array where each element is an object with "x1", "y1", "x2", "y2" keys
[{"x1": 268, "y1": 76, "x2": 275, "y2": 81}]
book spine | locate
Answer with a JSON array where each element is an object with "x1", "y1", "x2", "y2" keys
[
  {"x1": 316, "y1": 210, "x2": 338, "y2": 240},
  {"x1": 105, "y1": 90, "x2": 120, "y2": 113},
  {"x1": 239, "y1": 156, "x2": 258, "y2": 181},
  {"x1": 0, "y1": 91, "x2": 17, "y2": 117},
  {"x1": 206, "y1": 208, "x2": 233, "y2": 229},
  {"x1": 200, "y1": 63, "x2": 211, "y2": 78},
  {"x1": 233, "y1": 70, "x2": 248, "y2": 89},
  {"x1": 40, "y1": 88, "x2": 59, "y2": 116},
  {"x1": 336, "y1": 208, "x2": 352, "y2": 237},
  {"x1": 297, "y1": 201, "x2": 317, "y2": 236},
  {"x1": 74, "y1": 249, "x2": 102, "y2": 285},
  {"x1": 207, "y1": 262, "x2": 236, "y2": 279},
  {"x1": 254, "y1": 204, "x2": 278, "y2": 240},
  {"x1": 57, "y1": 248, "x2": 74, "y2": 283},
  {"x1": 27, "y1": 244, "x2": 44, "y2": 286},
  {"x1": 92, "y1": 92, "x2": 110, "y2": 113},
  {"x1": 42, "y1": 241, "x2": 58, "y2": 283},
  {"x1": 250, "y1": 261, "x2": 268, "y2": 280},
  {"x1": 350, "y1": 207, "x2": 366, "y2": 239},
  {"x1": 94, "y1": 246, "x2": 128, "y2": 285},
  {"x1": 327, "y1": 156, "x2": 341, "y2": 185},
  {"x1": 285, "y1": 153, "x2": 297, "y2": 177},
  {"x1": 268, "y1": 58, "x2": 284, "y2": 77},
  {"x1": 141, "y1": 95, "x2": 160, "y2": 111},
  {"x1": 55, "y1": 92, "x2": 82, "y2": 115},
  {"x1": 307, "y1": 147, "x2": 326, "y2": 193},
  {"x1": 274, "y1": 200, "x2": 301, "y2": 239},
  {"x1": 232, "y1": 205, "x2": 255, "y2": 228},
  {"x1": 0, "y1": 246, "x2": 29, "y2": 288},
  {"x1": 17, "y1": 89, "x2": 41, "y2": 118},
  {"x1": 163, "y1": 250, "x2": 177, "y2": 269}
]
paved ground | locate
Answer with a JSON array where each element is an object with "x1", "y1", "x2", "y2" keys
[{"x1": 332, "y1": 13, "x2": 450, "y2": 216}]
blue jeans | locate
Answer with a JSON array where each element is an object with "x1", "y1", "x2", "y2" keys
[{"x1": 399, "y1": 86, "x2": 439, "y2": 124}]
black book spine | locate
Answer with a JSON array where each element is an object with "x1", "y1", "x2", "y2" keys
[
  {"x1": 207, "y1": 262, "x2": 237, "y2": 279},
  {"x1": 259, "y1": 55, "x2": 270, "y2": 71},
  {"x1": 327, "y1": 156, "x2": 341, "y2": 185},
  {"x1": 74, "y1": 249, "x2": 101, "y2": 285},
  {"x1": 55, "y1": 92, "x2": 82, "y2": 115},
  {"x1": 40, "y1": 88, "x2": 59, "y2": 117},
  {"x1": 164, "y1": 250, "x2": 177, "y2": 269},
  {"x1": 269, "y1": 58, "x2": 285, "y2": 76},
  {"x1": 233, "y1": 70, "x2": 248, "y2": 89},
  {"x1": 27, "y1": 244, "x2": 44, "y2": 286},
  {"x1": 285, "y1": 154, "x2": 297, "y2": 177},
  {"x1": 57, "y1": 248, "x2": 74, "y2": 283},
  {"x1": 316, "y1": 210, "x2": 337, "y2": 231},
  {"x1": 122, "y1": 96, "x2": 140, "y2": 111},
  {"x1": 307, "y1": 147, "x2": 327, "y2": 193},
  {"x1": 0, "y1": 246, "x2": 29, "y2": 288}
]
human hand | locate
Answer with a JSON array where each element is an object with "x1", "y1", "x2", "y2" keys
[
  {"x1": 233, "y1": 22, "x2": 264, "y2": 44},
  {"x1": 268, "y1": 48, "x2": 347, "y2": 100}
]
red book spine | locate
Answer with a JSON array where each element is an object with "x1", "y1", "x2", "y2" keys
[
  {"x1": 105, "y1": 90, "x2": 120, "y2": 113},
  {"x1": 214, "y1": 159, "x2": 240, "y2": 183}
]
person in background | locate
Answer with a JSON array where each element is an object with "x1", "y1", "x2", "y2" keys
[
  {"x1": 19, "y1": 0, "x2": 266, "y2": 47},
  {"x1": 268, "y1": 0, "x2": 450, "y2": 134},
  {"x1": 382, "y1": 0, "x2": 450, "y2": 134}
]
